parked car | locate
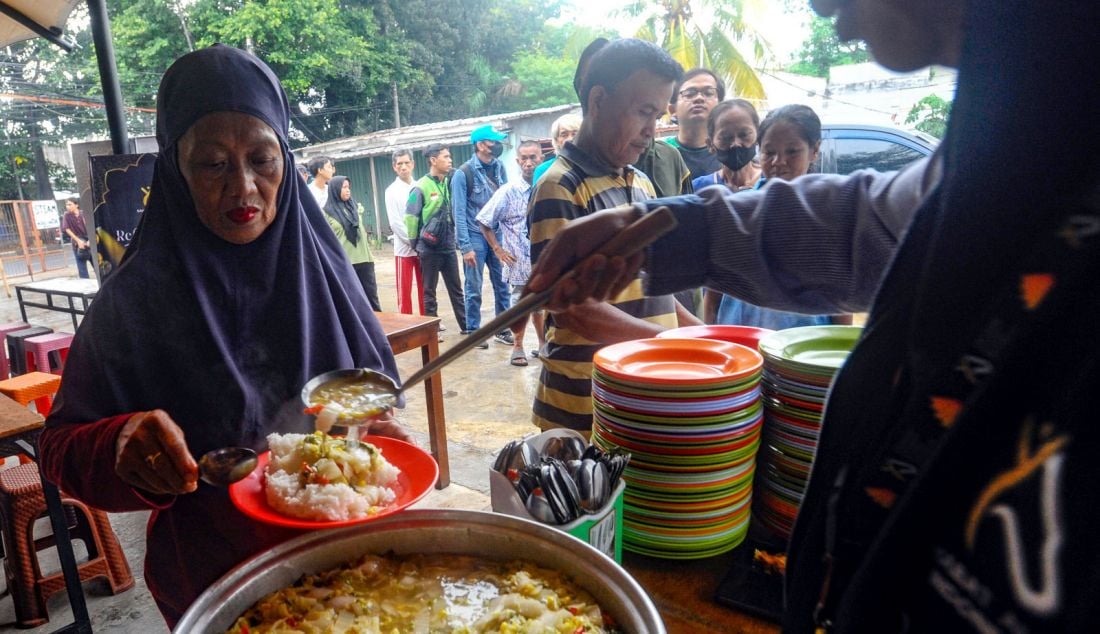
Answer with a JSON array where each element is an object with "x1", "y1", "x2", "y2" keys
[{"x1": 818, "y1": 124, "x2": 938, "y2": 175}]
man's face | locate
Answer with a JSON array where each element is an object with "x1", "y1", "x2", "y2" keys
[
  {"x1": 811, "y1": 0, "x2": 963, "y2": 71},
  {"x1": 429, "y1": 149, "x2": 452, "y2": 175},
  {"x1": 65, "y1": 200, "x2": 79, "y2": 214},
  {"x1": 554, "y1": 126, "x2": 577, "y2": 152},
  {"x1": 516, "y1": 144, "x2": 543, "y2": 182},
  {"x1": 589, "y1": 69, "x2": 675, "y2": 169},
  {"x1": 393, "y1": 155, "x2": 413, "y2": 181},
  {"x1": 671, "y1": 73, "x2": 720, "y2": 127}
]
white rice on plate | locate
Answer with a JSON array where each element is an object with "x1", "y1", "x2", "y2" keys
[{"x1": 264, "y1": 431, "x2": 400, "y2": 521}]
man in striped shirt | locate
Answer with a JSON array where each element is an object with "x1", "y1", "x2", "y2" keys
[{"x1": 529, "y1": 38, "x2": 702, "y2": 433}]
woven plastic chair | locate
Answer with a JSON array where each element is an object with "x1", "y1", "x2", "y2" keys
[{"x1": 0, "y1": 463, "x2": 134, "y2": 627}]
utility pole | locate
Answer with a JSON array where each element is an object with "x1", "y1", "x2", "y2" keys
[{"x1": 392, "y1": 82, "x2": 401, "y2": 128}]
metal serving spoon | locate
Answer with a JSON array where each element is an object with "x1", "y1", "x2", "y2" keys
[
  {"x1": 303, "y1": 207, "x2": 679, "y2": 418},
  {"x1": 198, "y1": 446, "x2": 258, "y2": 487}
]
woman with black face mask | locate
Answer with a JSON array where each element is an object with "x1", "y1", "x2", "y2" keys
[{"x1": 691, "y1": 99, "x2": 762, "y2": 193}]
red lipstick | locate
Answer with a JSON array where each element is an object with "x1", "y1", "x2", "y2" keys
[{"x1": 228, "y1": 206, "x2": 259, "y2": 223}]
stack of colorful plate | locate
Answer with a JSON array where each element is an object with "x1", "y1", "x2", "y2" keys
[
  {"x1": 753, "y1": 325, "x2": 862, "y2": 540},
  {"x1": 590, "y1": 337, "x2": 764, "y2": 559}
]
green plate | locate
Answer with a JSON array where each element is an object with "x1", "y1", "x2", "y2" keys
[{"x1": 758, "y1": 325, "x2": 862, "y2": 373}]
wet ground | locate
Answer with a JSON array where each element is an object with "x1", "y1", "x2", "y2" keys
[{"x1": 0, "y1": 242, "x2": 542, "y2": 632}]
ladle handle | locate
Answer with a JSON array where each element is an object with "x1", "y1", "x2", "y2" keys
[{"x1": 398, "y1": 206, "x2": 677, "y2": 392}]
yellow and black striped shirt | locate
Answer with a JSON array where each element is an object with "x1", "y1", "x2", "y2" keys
[{"x1": 528, "y1": 142, "x2": 678, "y2": 432}]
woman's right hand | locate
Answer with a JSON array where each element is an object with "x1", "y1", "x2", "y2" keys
[{"x1": 115, "y1": 410, "x2": 199, "y2": 495}]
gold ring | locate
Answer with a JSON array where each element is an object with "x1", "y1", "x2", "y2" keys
[{"x1": 145, "y1": 451, "x2": 162, "y2": 469}]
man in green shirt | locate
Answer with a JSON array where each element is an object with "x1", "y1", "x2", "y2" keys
[{"x1": 405, "y1": 144, "x2": 467, "y2": 333}]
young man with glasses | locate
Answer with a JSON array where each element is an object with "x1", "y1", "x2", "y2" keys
[{"x1": 666, "y1": 68, "x2": 726, "y2": 180}]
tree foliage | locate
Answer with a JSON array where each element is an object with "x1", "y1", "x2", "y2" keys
[
  {"x1": 0, "y1": 0, "x2": 572, "y2": 196},
  {"x1": 624, "y1": 0, "x2": 772, "y2": 101},
  {"x1": 905, "y1": 94, "x2": 951, "y2": 139},
  {"x1": 787, "y1": 15, "x2": 870, "y2": 77}
]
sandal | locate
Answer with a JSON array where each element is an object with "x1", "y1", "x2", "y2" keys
[{"x1": 510, "y1": 348, "x2": 529, "y2": 367}]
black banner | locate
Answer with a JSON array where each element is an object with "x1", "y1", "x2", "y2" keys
[{"x1": 89, "y1": 153, "x2": 156, "y2": 279}]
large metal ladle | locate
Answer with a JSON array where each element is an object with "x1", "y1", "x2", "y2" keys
[{"x1": 307, "y1": 207, "x2": 679, "y2": 416}]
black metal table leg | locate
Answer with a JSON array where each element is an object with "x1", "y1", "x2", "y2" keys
[{"x1": 16, "y1": 438, "x2": 94, "y2": 633}]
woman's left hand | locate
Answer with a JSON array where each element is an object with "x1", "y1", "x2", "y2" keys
[{"x1": 356, "y1": 408, "x2": 413, "y2": 443}]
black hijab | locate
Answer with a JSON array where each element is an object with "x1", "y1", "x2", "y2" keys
[
  {"x1": 323, "y1": 175, "x2": 360, "y2": 246},
  {"x1": 48, "y1": 44, "x2": 399, "y2": 455}
]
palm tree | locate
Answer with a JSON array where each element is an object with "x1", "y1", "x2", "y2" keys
[{"x1": 623, "y1": 0, "x2": 771, "y2": 101}]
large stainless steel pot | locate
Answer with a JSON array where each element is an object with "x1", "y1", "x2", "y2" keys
[{"x1": 175, "y1": 509, "x2": 664, "y2": 633}]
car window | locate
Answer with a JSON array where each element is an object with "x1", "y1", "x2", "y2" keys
[{"x1": 834, "y1": 138, "x2": 926, "y2": 174}]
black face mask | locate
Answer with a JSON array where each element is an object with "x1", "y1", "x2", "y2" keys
[
  {"x1": 488, "y1": 141, "x2": 504, "y2": 159},
  {"x1": 714, "y1": 145, "x2": 756, "y2": 171}
]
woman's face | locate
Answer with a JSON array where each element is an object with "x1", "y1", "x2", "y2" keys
[
  {"x1": 178, "y1": 111, "x2": 283, "y2": 244},
  {"x1": 709, "y1": 106, "x2": 757, "y2": 152},
  {"x1": 759, "y1": 120, "x2": 820, "y2": 182},
  {"x1": 339, "y1": 179, "x2": 352, "y2": 202}
]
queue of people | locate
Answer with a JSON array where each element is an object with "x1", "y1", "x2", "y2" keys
[{"x1": 41, "y1": 0, "x2": 1100, "y2": 630}]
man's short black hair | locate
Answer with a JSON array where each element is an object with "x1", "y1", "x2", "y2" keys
[
  {"x1": 67, "y1": 196, "x2": 80, "y2": 207},
  {"x1": 576, "y1": 38, "x2": 684, "y2": 114},
  {"x1": 306, "y1": 155, "x2": 332, "y2": 177},
  {"x1": 424, "y1": 144, "x2": 447, "y2": 160},
  {"x1": 672, "y1": 68, "x2": 726, "y2": 104},
  {"x1": 391, "y1": 149, "x2": 412, "y2": 164}
]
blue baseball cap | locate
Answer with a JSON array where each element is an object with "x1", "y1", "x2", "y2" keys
[{"x1": 470, "y1": 124, "x2": 507, "y2": 144}]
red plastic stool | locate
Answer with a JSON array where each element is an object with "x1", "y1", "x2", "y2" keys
[
  {"x1": 0, "y1": 322, "x2": 30, "y2": 379},
  {"x1": 24, "y1": 333, "x2": 74, "y2": 376},
  {"x1": 0, "y1": 372, "x2": 62, "y2": 416},
  {"x1": 0, "y1": 463, "x2": 134, "y2": 627}
]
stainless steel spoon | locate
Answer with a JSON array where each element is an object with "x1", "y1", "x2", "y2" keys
[
  {"x1": 198, "y1": 446, "x2": 258, "y2": 487},
  {"x1": 303, "y1": 208, "x2": 679, "y2": 418}
]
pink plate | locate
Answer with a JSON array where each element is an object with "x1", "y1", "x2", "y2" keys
[
  {"x1": 657, "y1": 325, "x2": 775, "y2": 351},
  {"x1": 229, "y1": 437, "x2": 438, "y2": 529}
]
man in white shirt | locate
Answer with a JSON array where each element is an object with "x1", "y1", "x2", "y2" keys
[
  {"x1": 385, "y1": 150, "x2": 424, "y2": 316},
  {"x1": 306, "y1": 155, "x2": 334, "y2": 209}
]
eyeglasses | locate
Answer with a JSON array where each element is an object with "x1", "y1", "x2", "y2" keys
[{"x1": 679, "y1": 87, "x2": 718, "y2": 100}]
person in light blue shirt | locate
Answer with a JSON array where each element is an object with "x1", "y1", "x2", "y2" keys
[
  {"x1": 476, "y1": 140, "x2": 547, "y2": 366},
  {"x1": 452, "y1": 124, "x2": 512, "y2": 346}
]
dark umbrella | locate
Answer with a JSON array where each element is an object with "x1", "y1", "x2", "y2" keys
[{"x1": 0, "y1": 0, "x2": 129, "y2": 154}]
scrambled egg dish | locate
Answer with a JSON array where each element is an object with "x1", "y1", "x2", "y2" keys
[{"x1": 226, "y1": 553, "x2": 620, "y2": 633}]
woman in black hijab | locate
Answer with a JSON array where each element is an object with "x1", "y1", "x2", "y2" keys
[
  {"x1": 40, "y1": 45, "x2": 410, "y2": 625},
  {"x1": 323, "y1": 174, "x2": 382, "y2": 310}
]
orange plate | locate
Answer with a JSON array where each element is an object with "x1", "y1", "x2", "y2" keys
[
  {"x1": 229, "y1": 437, "x2": 438, "y2": 529},
  {"x1": 594, "y1": 338, "x2": 763, "y2": 386}
]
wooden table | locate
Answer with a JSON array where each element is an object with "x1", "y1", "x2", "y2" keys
[
  {"x1": 375, "y1": 312, "x2": 449, "y2": 489},
  {"x1": 623, "y1": 549, "x2": 781, "y2": 634},
  {"x1": 0, "y1": 394, "x2": 92, "y2": 632},
  {"x1": 15, "y1": 278, "x2": 99, "y2": 330}
]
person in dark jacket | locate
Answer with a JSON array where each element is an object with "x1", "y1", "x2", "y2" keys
[{"x1": 528, "y1": 0, "x2": 1100, "y2": 631}]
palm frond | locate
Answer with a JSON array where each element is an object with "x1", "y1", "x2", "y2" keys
[{"x1": 703, "y1": 26, "x2": 766, "y2": 100}]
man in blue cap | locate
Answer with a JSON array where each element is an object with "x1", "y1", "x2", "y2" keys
[{"x1": 452, "y1": 124, "x2": 513, "y2": 347}]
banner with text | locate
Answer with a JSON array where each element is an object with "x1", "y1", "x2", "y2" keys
[{"x1": 89, "y1": 152, "x2": 155, "y2": 279}]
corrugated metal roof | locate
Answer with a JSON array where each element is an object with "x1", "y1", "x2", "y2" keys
[{"x1": 294, "y1": 103, "x2": 580, "y2": 161}]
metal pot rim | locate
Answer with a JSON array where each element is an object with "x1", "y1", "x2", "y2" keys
[{"x1": 174, "y1": 508, "x2": 664, "y2": 633}]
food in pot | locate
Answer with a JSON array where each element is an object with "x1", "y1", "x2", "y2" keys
[
  {"x1": 225, "y1": 553, "x2": 620, "y2": 633},
  {"x1": 264, "y1": 431, "x2": 399, "y2": 521}
]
